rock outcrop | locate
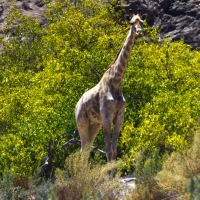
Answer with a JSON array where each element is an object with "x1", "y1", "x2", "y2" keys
[
  {"x1": 0, "y1": 0, "x2": 199, "y2": 49},
  {"x1": 125, "y1": 0, "x2": 200, "y2": 49},
  {"x1": 0, "y1": 0, "x2": 46, "y2": 30}
]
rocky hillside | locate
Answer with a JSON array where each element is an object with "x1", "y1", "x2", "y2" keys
[{"x1": 0, "y1": 0, "x2": 200, "y2": 49}]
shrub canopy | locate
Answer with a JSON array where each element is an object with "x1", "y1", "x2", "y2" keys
[{"x1": 0, "y1": 0, "x2": 200, "y2": 177}]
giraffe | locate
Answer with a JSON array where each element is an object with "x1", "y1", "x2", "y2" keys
[{"x1": 75, "y1": 11, "x2": 144, "y2": 162}]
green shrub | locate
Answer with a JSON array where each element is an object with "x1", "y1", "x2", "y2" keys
[
  {"x1": 188, "y1": 177, "x2": 200, "y2": 200},
  {"x1": 0, "y1": 168, "x2": 58, "y2": 200},
  {"x1": 0, "y1": 169, "x2": 15, "y2": 200},
  {"x1": 120, "y1": 39, "x2": 200, "y2": 170},
  {"x1": 0, "y1": 0, "x2": 126, "y2": 177},
  {"x1": 125, "y1": 149, "x2": 167, "y2": 200},
  {"x1": 0, "y1": 0, "x2": 200, "y2": 178}
]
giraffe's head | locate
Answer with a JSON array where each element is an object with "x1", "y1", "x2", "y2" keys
[
  {"x1": 130, "y1": 14, "x2": 143, "y2": 36},
  {"x1": 126, "y1": 9, "x2": 144, "y2": 37}
]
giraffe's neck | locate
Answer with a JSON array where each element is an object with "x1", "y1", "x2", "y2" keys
[{"x1": 107, "y1": 26, "x2": 136, "y2": 88}]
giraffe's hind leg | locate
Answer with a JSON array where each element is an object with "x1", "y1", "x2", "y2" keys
[
  {"x1": 77, "y1": 119, "x2": 101, "y2": 151},
  {"x1": 88, "y1": 122, "x2": 102, "y2": 144},
  {"x1": 76, "y1": 110, "x2": 89, "y2": 150}
]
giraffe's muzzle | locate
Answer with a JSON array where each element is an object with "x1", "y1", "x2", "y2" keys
[{"x1": 136, "y1": 28, "x2": 143, "y2": 37}]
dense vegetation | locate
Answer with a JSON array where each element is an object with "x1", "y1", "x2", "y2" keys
[{"x1": 0, "y1": 0, "x2": 200, "y2": 199}]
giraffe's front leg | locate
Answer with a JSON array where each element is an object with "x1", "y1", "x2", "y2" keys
[
  {"x1": 112, "y1": 112, "x2": 124, "y2": 161},
  {"x1": 100, "y1": 107, "x2": 113, "y2": 162}
]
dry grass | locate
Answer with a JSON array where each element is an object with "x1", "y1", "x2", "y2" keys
[
  {"x1": 155, "y1": 130, "x2": 200, "y2": 199},
  {"x1": 126, "y1": 184, "x2": 166, "y2": 200},
  {"x1": 53, "y1": 145, "x2": 121, "y2": 200}
]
